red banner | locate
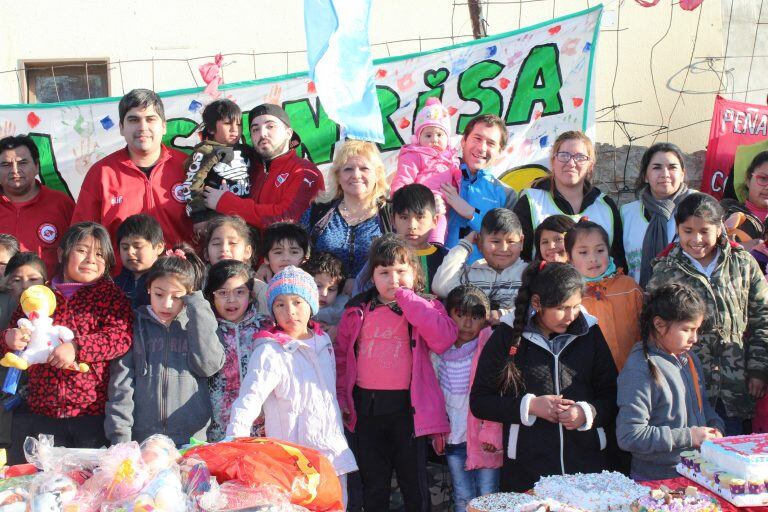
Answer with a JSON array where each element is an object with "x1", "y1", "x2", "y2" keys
[{"x1": 702, "y1": 95, "x2": 768, "y2": 199}]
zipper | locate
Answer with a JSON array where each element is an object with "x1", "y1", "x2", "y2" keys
[
  {"x1": 235, "y1": 325, "x2": 244, "y2": 381},
  {"x1": 553, "y1": 352, "x2": 565, "y2": 474},
  {"x1": 162, "y1": 326, "x2": 169, "y2": 433},
  {"x1": 675, "y1": 259, "x2": 724, "y2": 400}
]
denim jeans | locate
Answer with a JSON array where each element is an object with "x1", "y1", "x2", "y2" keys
[{"x1": 445, "y1": 443, "x2": 500, "y2": 512}]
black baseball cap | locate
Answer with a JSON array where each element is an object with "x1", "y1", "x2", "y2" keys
[{"x1": 248, "y1": 103, "x2": 301, "y2": 149}]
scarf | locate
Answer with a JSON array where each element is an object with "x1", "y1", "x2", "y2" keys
[
  {"x1": 639, "y1": 183, "x2": 690, "y2": 287},
  {"x1": 746, "y1": 199, "x2": 768, "y2": 223},
  {"x1": 583, "y1": 257, "x2": 617, "y2": 283}
]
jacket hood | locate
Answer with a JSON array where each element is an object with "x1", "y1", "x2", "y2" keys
[
  {"x1": 400, "y1": 143, "x2": 458, "y2": 159},
  {"x1": 217, "y1": 303, "x2": 265, "y2": 331},
  {"x1": 253, "y1": 321, "x2": 327, "y2": 350},
  {"x1": 519, "y1": 308, "x2": 596, "y2": 355},
  {"x1": 654, "y1": 237, "x2": 739, "y2": 269},
  {"x1": 627, "y1": 340, "x2": 689, "y2": 368}
]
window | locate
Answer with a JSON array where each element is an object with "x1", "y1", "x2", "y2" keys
[{"x1": 23, "y1": 60, "x2": 109, "y2": 103}]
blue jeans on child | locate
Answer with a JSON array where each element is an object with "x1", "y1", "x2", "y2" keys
[{"x1": 445, "y1": 442, "x2": 500, "y2": 512}]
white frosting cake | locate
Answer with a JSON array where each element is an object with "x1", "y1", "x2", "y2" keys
[
  {"x1": 700, "y1": 434, "x2": 768, "y2": 481},
  {"x1": 533, "y1": 471, "x2": 648, "y2": 511},
  {"x1": 468, "y1": 492, "x2": 539, "y2": 511}
]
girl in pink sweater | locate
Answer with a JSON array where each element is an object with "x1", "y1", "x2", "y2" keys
[
  {"x1": 336, "y1": 234, "x2": 457, "y2": 512},
  {"x1": 392, "y1": 97, "x2": 461, "y2": 244}
]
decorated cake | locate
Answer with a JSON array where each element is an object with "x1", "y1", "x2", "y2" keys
[
  {"x1": 468, "y1": 494, "x2": 585, "y2": 512},
  {"x1": 677, "y1": 434, "x2": 768, "y2": 506},
  {"x1": 700, "y1": 433, "x2": 768, "y2": 481},
  {"x1": 532, "y1": 471, "x2": 648, "y2": 511},
  {"x1": 630, "y1": 485, "x2": 720, "y2": 512},
  {"x1": 467, "y1": 492, "x2": 539, "y2": 512}
]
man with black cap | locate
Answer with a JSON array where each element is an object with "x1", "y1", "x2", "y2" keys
[{"x1": 203, "y1": 103, "x2": 324, "y2": 229}]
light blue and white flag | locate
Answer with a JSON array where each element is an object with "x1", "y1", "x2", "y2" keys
[{"x1": 304, "y1": 0, "x2": 384, "y2": 143}]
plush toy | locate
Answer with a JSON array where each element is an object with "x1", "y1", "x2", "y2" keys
[{"x1": 0, "y1": 286, "x2": 88, "y2": 373}]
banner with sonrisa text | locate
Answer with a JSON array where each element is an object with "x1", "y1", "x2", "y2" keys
[{"x1": 0, "y1": 5, "x2": 601, "y2": 199}]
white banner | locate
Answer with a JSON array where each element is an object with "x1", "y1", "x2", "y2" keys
[{"x1": 0, "y1": 5, "x2": 601, "y2": 199}]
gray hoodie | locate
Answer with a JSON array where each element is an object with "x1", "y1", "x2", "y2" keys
[
  {"x1": 616, "y1": 343, "x2": 724, "y2": 480},
  {"x1": 105, "y1": 291, "x2": 225, "y2": 445}
]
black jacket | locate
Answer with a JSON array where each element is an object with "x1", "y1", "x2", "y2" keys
[
  {"x1": 470, "y1": 313, "x2": 618, "y2": 492},
  {"x1": 513, "y1": 178, "x2": 626, "y2": 270}
]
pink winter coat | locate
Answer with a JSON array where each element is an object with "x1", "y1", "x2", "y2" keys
[
  {"x1": 392, "y1": 144, "x2": 461, "y2": 198},
  {"x1": 466, "y1": 327, "x2": 503, "y2": 469},
  {"x1": 335, "y1": 288, "x2": 457, "y2": 437}
]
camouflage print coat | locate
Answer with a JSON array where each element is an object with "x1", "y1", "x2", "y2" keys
[{"x1": 648, "y1": 241, "x2": 768, "y2": 419}]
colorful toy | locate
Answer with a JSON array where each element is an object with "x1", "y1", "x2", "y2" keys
[
  {"x1": 139, "y1": 436, "x2": 179, "y2": 478},
  {"x1": 97, "y1": 443, "x2": 148, "y2": 503},
  {"x1": 0, "y1": 286, "x2": 88, "y2": 373}
]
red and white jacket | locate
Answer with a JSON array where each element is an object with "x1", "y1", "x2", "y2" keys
[
  {"x1": 216, "y1": 150, "x2": 324, "y2": 229},
  {"x1": 0, "y1": 185, "x2": 74, "y2": 277},
  {"x1": 71, "y1": 146, "x2": 193, "y2": 270}
]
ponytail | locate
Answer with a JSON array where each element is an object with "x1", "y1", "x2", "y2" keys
[
  {"x1": 640, "y1": 282, "x2": 707, "y2": 383},
  {"x1": 145, "y1": 243, "x2": 206, "y2": 292},
  {"x1": 498, "y1": 261, "x2": 584, "y2": 394}
]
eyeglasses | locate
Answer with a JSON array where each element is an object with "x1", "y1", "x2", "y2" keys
[
  {"x1": 212, "y1": 287, "x2": 250, "y2": 300},
  {"x1": 555, "y1": 151, "x2": 591, "y2": 164},
  {"x1": 752, "y1": 174, "x2": 768, "y2": 187}
]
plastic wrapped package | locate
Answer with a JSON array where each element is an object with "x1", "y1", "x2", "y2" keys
[
  {"x1": 101, "y1": 468, "x2": 189, "y2": 512},
  {"x1": 26, "y1": 472, "x2": 78, "y2": 512},
  {"x1": 184, "y1": 438, "x2": 342, "y2": 512},
  {"x1": 23, "y1": 435, "x2": 103, "y2": 473},
  {"x1": 0, "y1": 486, "x2": 27, "y2": 512},
  {"x1": 139, "y1": 435, "x2": 180, "y2": 478},
  {"x1": 197, "y1": 480, "x2": 309, "y2": 512},
  {"x1": 90, "y1": 442, "x2": 149, "y2": 503},
  {"x1": 179, "y1": 457, "x2": 212, "y2": 501}
]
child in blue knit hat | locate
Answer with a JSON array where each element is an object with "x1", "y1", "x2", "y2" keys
[{"x1": 226, "y1": 265, "x2": 357, "y2": 505}]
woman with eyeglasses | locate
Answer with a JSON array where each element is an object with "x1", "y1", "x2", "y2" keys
[
  {"x1": 620, "y1": 142, "x2": 694, "y2": 287},
  {"x1": 513, "y1": 131, "x2": 625, "y2": 269},
  {"x1": 720, "y1": 151, "x2": 768, "y2": 253}
]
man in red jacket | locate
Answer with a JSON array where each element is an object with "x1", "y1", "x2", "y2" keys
[
  {"x1": 202, "y1": 103, "x2": 324, "y2": 229},
  {"x1": 0, "y1": 135, "x2": 74, "y2": 277},
  {"x1": 71, "y1": 89, "x2": 192, "y2": 271}
]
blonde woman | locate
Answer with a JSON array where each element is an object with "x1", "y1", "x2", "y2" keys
[
  {"x1": 300, "y1": 140, "x2": 392, "y2": 283},
  {"x1": 513, "y1": 131, "x2": 625, "y2": 268}
]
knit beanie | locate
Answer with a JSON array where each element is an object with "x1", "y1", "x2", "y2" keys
[
  {"x1": 267, "y1": 266, "x2": 319, "y2": 316},
  {"x1": 413, "y1": 97, "x2": 452, "y2": 144}
]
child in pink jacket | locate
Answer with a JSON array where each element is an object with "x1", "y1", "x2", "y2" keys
[
  {"x1": 435, "y1": 285, "x2": 501, "y2": 511},
  {"x1": 392, "y1": 97, "x2": 461, "y2": 244},
  {"x1": 335, "y1": 234, "x2": 457, "y2": 512}
]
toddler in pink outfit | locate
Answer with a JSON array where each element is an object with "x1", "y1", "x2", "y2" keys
[{"x1": 392, "y1": 97, "x2": 461, "y2": 244}]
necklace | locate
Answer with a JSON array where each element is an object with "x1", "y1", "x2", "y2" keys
[{"x1": 339, "y1": 199, "x2": 376, "y2": 226}]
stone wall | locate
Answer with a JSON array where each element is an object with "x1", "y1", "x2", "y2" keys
[{"x1": 593, "y1": 143, "x2": 707, "y2": 207}]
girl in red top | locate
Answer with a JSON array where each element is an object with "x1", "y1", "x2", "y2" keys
[{"x1": 2, "y1": 222, "x2": 133, "y2": 463}]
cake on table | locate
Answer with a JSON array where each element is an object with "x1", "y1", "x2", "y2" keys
[
  {"x1": 533, "y1": 471, "x2": 648, "y2": 511},
  {"x1": 677, "y1": 433, "x2": 768, "y2": 506},
  {"x1": 630, "y1": 485, "x2": 720, "y2": 512},
  {"x1": 467, "y1": 492, "x2": 539, "y2": 512},
  {"x1": 467, "y1": 494, "x2": 586, "y2": 512}
]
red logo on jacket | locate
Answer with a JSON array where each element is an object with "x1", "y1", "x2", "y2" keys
[
  {"x1": 37, "y1": 223, "x2": 58, "y2": 244},
  {"x1": 171, "y1": 182, "x2": 187, "y2": 203},
  {"x1": 275, "y1": 173, "x2": 289, "y2": 188}
]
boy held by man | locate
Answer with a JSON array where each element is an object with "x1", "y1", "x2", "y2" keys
[
  {"x1": 302, "y1": 252, "x2": 347, "y2": 341},
  {"x1": 353, "y1": 183, "x2": 447, "y2": 295},
  {"x1": 254, "y1": 222, "x2": 310, "y2": 315},
  {"x1": 432, "y1": 208, "x2": 526, "y2": 325},
  {"x1": 114, "y1": 214, "x2": 165, "y2": 309}
]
